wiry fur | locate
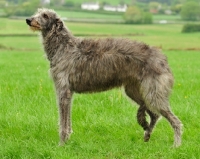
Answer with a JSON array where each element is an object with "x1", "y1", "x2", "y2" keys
[{"x1": 26, "y1": 8, "x2": 182, "y2": 147}]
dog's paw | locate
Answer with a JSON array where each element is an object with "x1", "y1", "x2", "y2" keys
[{"x1": 144, "y1": 131, "x2": 150, "y2": 142}]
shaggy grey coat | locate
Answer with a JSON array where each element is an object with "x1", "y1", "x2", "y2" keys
[{"x1": 26, "y1": 8, "x2": 182, "y2": 147}]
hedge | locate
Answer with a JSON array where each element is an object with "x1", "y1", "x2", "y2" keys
[{"x1": 182, "y1": 24, "x2": 200, "y2": 33}]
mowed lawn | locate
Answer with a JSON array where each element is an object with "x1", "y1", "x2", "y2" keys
[{"x1": 0, "y1": 18, "x2": 200, "y2": 158}]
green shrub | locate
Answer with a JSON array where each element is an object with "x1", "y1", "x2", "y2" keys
[
  {"x1": 182, "y1": 24, "x2": 200, "y2": 33},
  {"x1": 123, "y1": 6, "x2": 152, "y2": 24},
  {"x1": 142, "y1": 12, "x2": 153, "y2": 24},
  {"x1": 180, "y1": 1, "x2": 200, "y2": 21}
]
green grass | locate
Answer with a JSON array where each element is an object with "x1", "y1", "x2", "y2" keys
[
  {"x1": 1, "y1": 18, "x2": 200, "y2": 50},
  {"x1": 0, "y1": 9, "x2": 4, "y2": 16},
  {"x1": 52, "y1": 8, "x2": 183, "y2": 23},
  {"x1": 46, "y1": 9, "x2": 192, "y2": 24},
  {"x1": 1, "y1": 18, "x2": 200, "y2": 158},
  {"x1": 153, "y1": 14, "x2": 181, "y2": 21},
  {"x1": 54, "y1": 10, "x2": 191, "y2": 24}
]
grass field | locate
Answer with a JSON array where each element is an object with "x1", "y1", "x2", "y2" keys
[
  {"x1": 1, "y1": 18, "x2": 200, "y2": 158},
  {"x1": 55, "y1": 10, "x2": 182, "y2": 22},
  {"x1": 0, "y1": 8, "x2": 186, "y2": 23},
  {"x1": 56, "y1": 10, "x2": 123, "y2": 20}
]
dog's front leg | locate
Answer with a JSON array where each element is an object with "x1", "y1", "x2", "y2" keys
[{"x1": 58, "y1": 88, "x2": 73, "y2": 146}]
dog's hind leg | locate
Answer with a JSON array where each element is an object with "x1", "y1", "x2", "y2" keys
[
  {"x1": 57, "y1": 88, "x2": 73, "y2": 146},
  {"x1": 146, "y1": 97, "x2": 182, "y2": 147},
  {"x1": 140, "y1": 75, "x2": 182, "y2": 147},
  {"x1": 144, "y1": 110, "x2": 160, "y2": 142},
  {"x1": 137, "y1": 104, "x2": 150, "y2": 136},
  {"x1": 160, "y1": 108, "x2": 182, "y2": 147},
  {"x1": 124, "y1": 84, "x2": 151, "y2": 141}
]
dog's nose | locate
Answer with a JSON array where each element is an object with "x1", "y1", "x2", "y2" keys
[{"x1": 26, "y1": 18, "x2": 31, "y2": 26}]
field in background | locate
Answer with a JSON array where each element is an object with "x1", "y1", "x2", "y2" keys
[
  {"x1": 56, "y1": 10, "x2": 122, "y2": 20},
  {"x1": 0, "y1": 8, "x2": 186, "y2": 23},
  {"x1": 54, "y1": 10, "x2": 183, "y2": 24},
  {"x1": 1, "y1": 18, "x2": 200, "y2": 50},
  {"x1": 0, "y1": 18, "x2": 200, "y2": 158}
]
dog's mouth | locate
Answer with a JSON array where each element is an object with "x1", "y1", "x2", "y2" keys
[{"x1": 26, "y1": 18, "x2": 41, "y2": 31}]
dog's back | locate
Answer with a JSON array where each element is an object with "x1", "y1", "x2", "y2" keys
[{"x1": 51, "y1": 38, "x2": 172, "y2": 93}]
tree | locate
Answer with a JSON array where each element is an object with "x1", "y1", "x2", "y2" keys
[
  {"x1": 124, "y1": 6, "x2": 152, "y2": 24},
  {"x1": 50, "y1": 0, "x2": 64, "y2": 7},
  {"x1": 124, "y1": 6, "x2": 142, "y2": 24},
  {"x1": 171, "y1": 4, "x2": 182, "y2": 14},
  {"x1": 149, "y1": 2, "x2": 161, "y2": 10},
  {"x1": 0, "y1": 1, "x2": 6, "y2": 8},
  {"x1": 4, "y1": 0, "x2": 40, "y2": 17},
  {"x1": 180, "y1": 1, "x2": 200, "y2": 21}
]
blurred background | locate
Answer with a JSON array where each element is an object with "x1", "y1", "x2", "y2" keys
[{"x1": 0, "y1": 0, "x2": 200, "y2": 24}]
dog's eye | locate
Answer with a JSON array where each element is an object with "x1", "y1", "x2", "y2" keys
[{"x1": 43, "y1": 13, "x2": 48, "y2": 19}]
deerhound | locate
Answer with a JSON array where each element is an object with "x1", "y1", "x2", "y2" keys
[{"x1": 26, "y1": 8, "x2": 182, "y2": 147}]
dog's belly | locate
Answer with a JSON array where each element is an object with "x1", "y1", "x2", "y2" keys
[{"x1": 70, "y1": 74, "x2": 123, "y2": 93}]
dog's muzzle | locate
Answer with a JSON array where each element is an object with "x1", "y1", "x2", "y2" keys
[{"x1": 26, "y1": 18, "x2": 32, "y2": 26}]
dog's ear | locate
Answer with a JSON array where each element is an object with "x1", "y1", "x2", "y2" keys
[{"x1": 56, "y1": 18, "x2": 63, "y2": 30}]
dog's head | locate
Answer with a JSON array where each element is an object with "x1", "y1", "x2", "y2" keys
[{"x1": 26, "y1": 8, "x2": 63, "y2": 32}]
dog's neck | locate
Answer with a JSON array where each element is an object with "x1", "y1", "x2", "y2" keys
[{"x1": 41, "y1": 27, "x2": 75, "y2": 63}]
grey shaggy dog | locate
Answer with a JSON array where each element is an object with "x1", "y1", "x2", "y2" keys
[{"x1": 26, "y1": 8, "x2": 182, "y2": 147}]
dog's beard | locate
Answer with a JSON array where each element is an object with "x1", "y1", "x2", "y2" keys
[
  {"x1": 29, "y1": 20, "x2": 41, "y2": 31},
  {"x1": 29, "y1": 26, "x2": 41, "y2": 31}
]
